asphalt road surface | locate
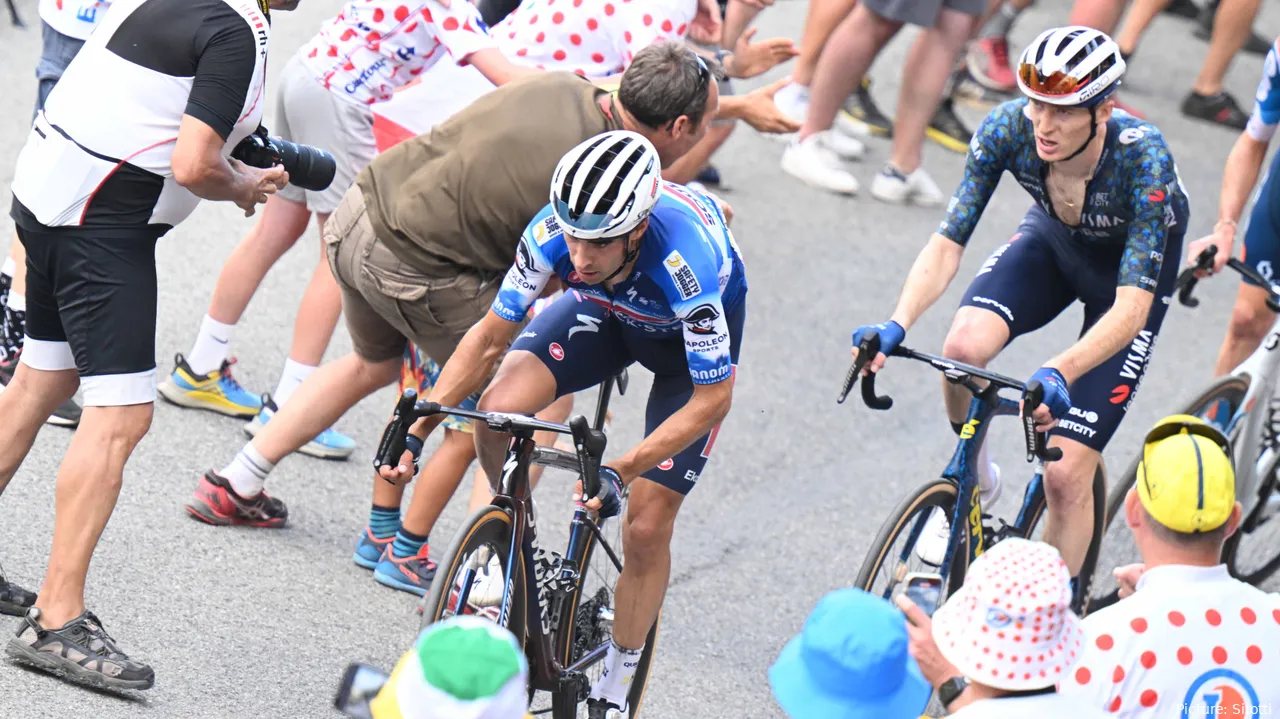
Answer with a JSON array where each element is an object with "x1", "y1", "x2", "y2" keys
[{"x1": 2, "y1": 1, "x2": 1279, "y2": 717}]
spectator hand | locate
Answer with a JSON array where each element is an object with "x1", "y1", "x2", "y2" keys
[
  {"x1": 894, "y1": 594, "x2": 962, "y2": 690},
  {"x1": 726, "y1": 28, "x2": 798, "y2": 79},
  {"x1": 739, "y1": 77, "x2": 802, "y2": 134},
  {"x1": 689, "y1": 0, "x2": 723, "y2": 45},
  {"x1": 1114, "y1": 563, "x2": 1146, "y2": 599},
  {"x1": 235, "y1": 160, "x2": 288, "y2": 218}
]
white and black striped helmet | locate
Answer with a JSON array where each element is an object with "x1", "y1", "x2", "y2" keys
[
  {"x1": 549, "y1": 130, "x2": 662, "y2": 240},
  {"x1": 1017, "y1": 26, "x2": 1125, "y2": 107}
]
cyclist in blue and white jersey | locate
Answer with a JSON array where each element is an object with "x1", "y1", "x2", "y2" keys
[
  {"x1": 850, "y1": 26, "x2": 1189, "y2": 582},
  {"x1": 1184, "y1": 38, "x2": 1280, "y2": 384},
  {"x1": 377, "y1": 130, "x2": 746, "y2": 719}
]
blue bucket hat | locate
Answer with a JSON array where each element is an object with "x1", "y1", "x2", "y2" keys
[{"x1": 769, "y1": 588, "x2": 931, "y2": 719}]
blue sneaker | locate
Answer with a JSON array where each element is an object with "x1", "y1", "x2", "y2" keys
[
  {"x1": 353, "y1": 527, "x2": 394, "y2": 570},
  {"x1": 157, "y1": 353, "x2": 263, "y2": 418},
  {"x1": 243, "y1": 393, "x2": 355, "y2": 460},
  {"x1": 373, "y1": 544, "x2": 437, "y2": 597}
]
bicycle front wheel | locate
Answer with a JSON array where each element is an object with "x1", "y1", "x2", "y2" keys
[
  {"x1": 1088, "y1": 374, "x2": 1249, "y2": 611},
  {"x1": 421, "y1": 505, "x2": 528, "y2": 647},
  {"x1": 855, "y1": 478, "x2": 966, "y2": 600}
]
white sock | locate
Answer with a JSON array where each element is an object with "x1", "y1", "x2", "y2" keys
[
  {"x1": 977, "y1": 442, "x2": 999, "y2": 496},
  {"x1": 7, "y1": 293, "x2": 25, "y2": 313},
  {"x1": 2, "y1": 258, "x2": 14, "y2": 277},
  {"x1": 220, "y1": 443, "x2": 274, "y2": 498},
  {"x1": 591, "y1": 640, "x2": 644, "y2": 708},
  {"x1": 272, "y1": 358, "x2": 317, "y2": 407},
  {"x1": 188, "y1": 314, "x2": 235, "y2": 376}
]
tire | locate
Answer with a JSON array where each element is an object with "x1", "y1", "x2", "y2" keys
[
  {"x1": 1086, "y1": 375, "x2": 1248, "y2": 612},
  {"x1": 421, "y1": 504, "x2": 528, "y2": 649},
  {"x1": 855, "y1": 479, "x2": 967, "y2": 599},
  {"x1": 1020, "y1": 465, "x2": 1106, "y2": 616},
  {"x1": 1223, "y1": 462, "x2": 1280, "y2": 584},
  {"x1": 551, "y1": 522, "x2": 659, "y2": 719}
]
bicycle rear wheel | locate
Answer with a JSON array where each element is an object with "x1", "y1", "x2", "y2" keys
[
  {"x1": 551, "y1": 506, "x2": 659, "y2": 719},
  {"x1": 421, "y1": 505, "x2": 528, "y2": 647},
  {"x1": 1223, "y1": 461, "x2": 1280, "y2": 585},
  {"x1": 1087, "y1": 375, "x2": 1248, "y2": 611}
]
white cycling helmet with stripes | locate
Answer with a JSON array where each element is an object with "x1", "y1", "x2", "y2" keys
[
  {"x1": 549, "y1": 130, "x2": 663, "y2": 242},
  {"x1": 1016, "y1": 26, "x2": 1126, "y2": 108}
]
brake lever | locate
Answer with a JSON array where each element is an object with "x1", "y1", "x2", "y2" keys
[
  {"x1": 570, "y1": 415, "x2": 607, "y2": 499},
  {"x1": 1021, "y1": 381, "x2": 1063, "y2": 463},
  {"x1": 373, "y1": 389, "x2": 419, "y2": 476},
  {"x1": 1175, "y1": 246, "x2": 1218, "y2": 308},
  {"x1": 839, "y1": 331, "x2": 881, "y2": 404}
]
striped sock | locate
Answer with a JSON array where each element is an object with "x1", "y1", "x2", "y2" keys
[
  {"x1": 391, "y1": 527, "x2": 428, "y2": 559},
  {"x1": 369, "y1": 504, "x2": 400, "y2": 540},
  {"x1": 220, "y1": 443, "x2": 274, "y2": 498}
]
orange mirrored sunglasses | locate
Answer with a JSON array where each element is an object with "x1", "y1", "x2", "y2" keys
[{"x1": 1017, "y1": 64, "x2": 1083, "y2": 97}]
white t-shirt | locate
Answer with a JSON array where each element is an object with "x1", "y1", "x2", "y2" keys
[
  {"x1": 1059, "y1": 564, "x2": 1280, "y2": 718},
  {"x1": 494, "y1": 0, "x2": 695, "y2": 76},
  {"x1": 38, "y1": 0, "x2": 113, "y2": 40},
  {"x1": 949, "y1": 692, "x2": 1111, "y2": 718},
  {"x1": 298, "y1": 0, "x2": 497, "y2": 106}
]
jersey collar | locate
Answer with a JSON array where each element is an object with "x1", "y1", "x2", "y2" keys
[{"x1": 1134, "y1": 563, "x2": 1231, "y2": 593}]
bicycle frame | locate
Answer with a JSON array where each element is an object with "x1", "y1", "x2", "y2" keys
[
  {"x1": 437, "y1": 375, "x2": 626, "y2": 696},
  {"x1": 1214, "y1": 317, "x2": 1280, "y2": 515}
]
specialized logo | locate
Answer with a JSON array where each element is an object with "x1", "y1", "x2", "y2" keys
[
  {"x1": 959, "y1": 419, "x2": 979, "y2": 439},
  {"x1": 663, "y1": 250, "x2": 702, "y2": 300},
  {"x1": 568, "y1": 313, "x2": 602, "y2": 340},
  {"x1": 1181, "y1": 669, "x2": 1260, "y2": 719},
  {"x1": 684, "y1": 304, "x2": 721, "y2": 335},
  {"x1": 549, "y1": 343, "x2": 565, "y2": 361}
]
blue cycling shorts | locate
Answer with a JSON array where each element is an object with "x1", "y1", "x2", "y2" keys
[
  {"x1": 1242, "y1": 147, "x2": 1280, "y2": 288},
  {"x1": 510, "y1": 290, "x2": 746, "y2": 496},
  {"x1": 957, "y1": 204, "x2": 1184, "y2": 451}
]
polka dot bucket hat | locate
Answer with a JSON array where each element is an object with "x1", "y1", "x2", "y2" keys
[{"x1": 930, "y1": 538, "x2": 1087, "y2": 691}]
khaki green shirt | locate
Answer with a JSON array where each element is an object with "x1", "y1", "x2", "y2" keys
[{"x1": 357, "y1": 72, "x2": 625, "y2": 277}]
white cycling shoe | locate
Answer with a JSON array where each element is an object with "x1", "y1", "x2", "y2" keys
[{"x1": 916, "y1": 463, "x2": 1002, "y2": 566}]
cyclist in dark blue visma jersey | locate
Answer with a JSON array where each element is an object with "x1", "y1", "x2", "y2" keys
[{"x1": 850, "y1": 26, "x2": 1188, "y2": 580}]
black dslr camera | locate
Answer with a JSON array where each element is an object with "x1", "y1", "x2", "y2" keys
[{"x1": 231, "y1": 126, "x2": 337, "y2": 192}]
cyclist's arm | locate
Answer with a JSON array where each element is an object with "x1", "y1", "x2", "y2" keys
[
  {"x1": 408, "y1": 221, "x2": 557, "y2": 439},
  {"x1": 889, "y1": 234, "x2": 964, "y2": 330},
  {"x1": 1216, "y1": 46, "x2": 1280, "y2": 243},
  {"x1": 467, "y1": 47, "x2": 542, "y2": 85},
  {"x1": 611, "y1": 376, "x2": 732, "y2": 485},
  {"x1": 1046, "y1": 172, "x2": 1170, "y2": 382}
]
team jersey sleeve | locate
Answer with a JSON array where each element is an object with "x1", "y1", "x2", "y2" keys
[
  {"x1": 1120, "y1": 136, "x2": 1180, "y2": 291},
  {"x1": 617, "y1": 0, "x2": 696, "y2": 66},
  {"x1": 657, "y1": 239, "x2": 734, "y2": 385},
  {"x1": 1247, "y1": 43, "x2": 1280, "y2": 142},
  {"x1": 491, "y1": 210, "x2": 561, "y2": 323},
  {"x1": 938, "y1": 101, "x2": 1020, "y2": 246},
  {"x1": 186, "y1": 5, "x2": 259, "y2": 140},
  {"x1": 432, "y1": 1, "x2": 498, "y2": 66}
]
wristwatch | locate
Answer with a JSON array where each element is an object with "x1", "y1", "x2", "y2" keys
[{"x1": 938, "y1": 675, "x2": 970, "y2": 710}]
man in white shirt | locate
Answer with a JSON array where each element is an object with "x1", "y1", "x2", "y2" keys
[{"x1": 1058, "y1": 414, "x2": 1280, "y2": 717}]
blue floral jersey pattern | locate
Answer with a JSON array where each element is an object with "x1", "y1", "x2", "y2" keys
[{"x1": 938, "y1": 97, "x2": 1190, "y2": 291}]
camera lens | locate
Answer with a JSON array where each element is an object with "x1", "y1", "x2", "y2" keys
[{"x1": 268, "y1": 138, "x2": 337, "y2": 192}]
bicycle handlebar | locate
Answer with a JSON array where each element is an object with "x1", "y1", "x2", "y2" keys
[
  {"x1": 1176, "y1": 245, "x2": 1280, "y2": 312},
  {"x1": 374, "y1": 389, "x2": 609, "y2": 496},
  {"x1": 839, "y1": 331, "x2": 1063, "y2": 463}
]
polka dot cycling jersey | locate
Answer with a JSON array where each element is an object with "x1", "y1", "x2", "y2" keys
[
  {"x1": 298, "y1": 0, "x2": 497, "y2": 107},
  {"x1": 1059, "y1": 564, "x2": 1280, "y2": 717},
  {"x1": 938, "y1": 97, "x2": 1190, "y2": 291},
  {"x1": 493, "y1": 0, "x2": 695, "y2": 76}
]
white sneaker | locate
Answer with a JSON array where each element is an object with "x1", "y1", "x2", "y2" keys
[
  {"x1": 822, "y1": 129, "x2": 865, "y2": 161},
  {"x1": 916, "y1": 463, "x2": 1002, "y2": 565},
  {"x1": 771, "y1": 82, "x2": 809, "y2": 144},
  {"x1": 870, "y1": 164, "x2": 945, "y2": 206},
  {"x1": 835, "y1": 111, "x2": 873, "y2": 139},
  {"x1": 781, "y1": 133, "x2": 859, "y2": 195}
]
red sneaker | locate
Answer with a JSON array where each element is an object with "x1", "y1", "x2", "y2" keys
[
  {"x1": 185, "y1": 470, "x2": 289, "y2": 528},
  {"x1": 966, "y1": 37, "x2": 1017, "y2": 93}
]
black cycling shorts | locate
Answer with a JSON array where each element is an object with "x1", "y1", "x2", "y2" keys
[
  {"x1": 14, "y1": 200, "x2": 161, "y2": 407},
  {"x1": 957, "y1": 204, "x2": 1184, "y2": 451}
]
